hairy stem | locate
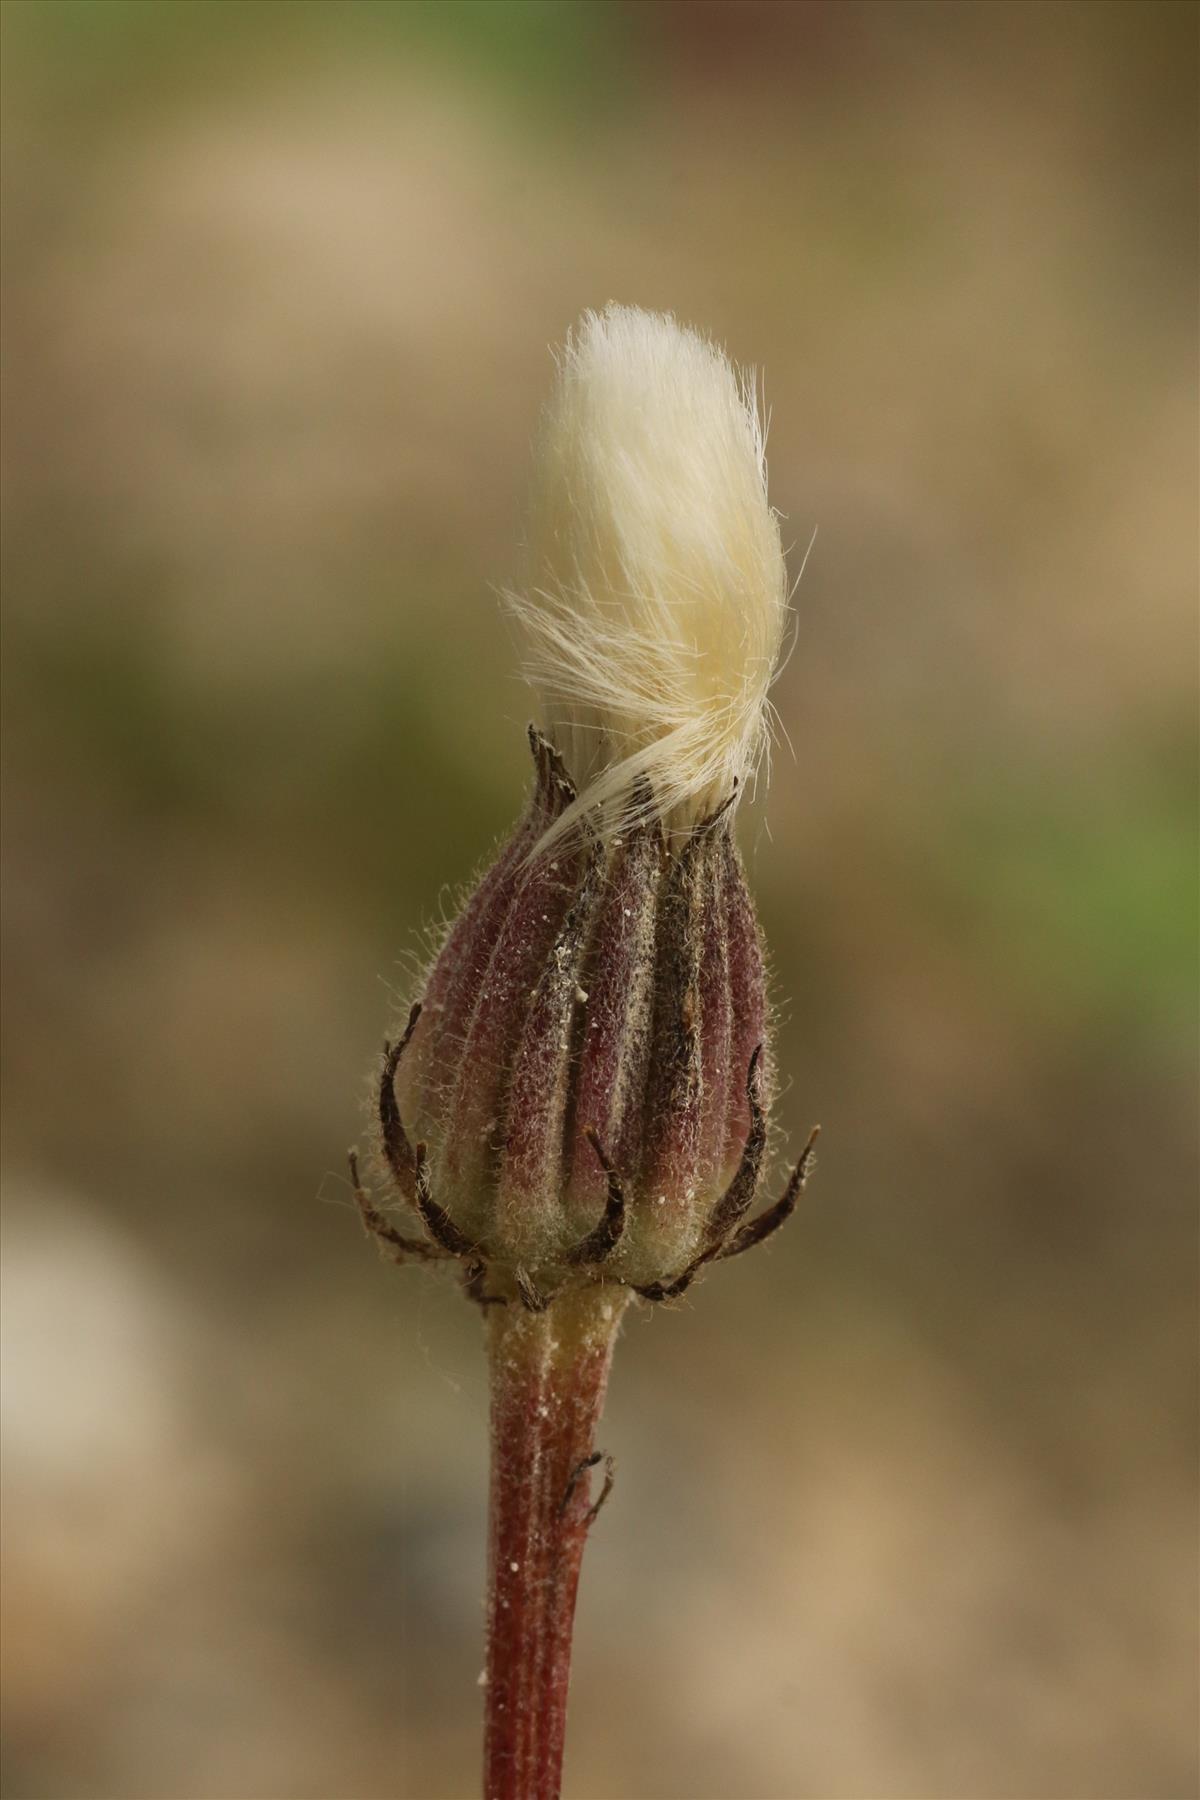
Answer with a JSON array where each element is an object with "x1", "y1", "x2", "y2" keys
[{"x1": 483, "y1": 1284, "x2": 629, "y2": 1800}]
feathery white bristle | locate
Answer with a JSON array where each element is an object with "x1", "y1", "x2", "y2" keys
[{"x1": 507, "y1": 304, "x2": 789, "y2": 847}]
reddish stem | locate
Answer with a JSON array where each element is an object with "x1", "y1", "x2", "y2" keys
[{"x1": 483, "y1": 1286, "x2": 628, "y2": 1800}]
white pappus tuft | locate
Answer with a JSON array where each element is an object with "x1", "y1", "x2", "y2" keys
[{"x1": 507, "y1": 304, "x2": 790, "y2": 849}]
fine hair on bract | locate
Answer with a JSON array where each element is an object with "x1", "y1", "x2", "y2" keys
[{"x1": 507, "y1": 304, "x2": 790, "y2": 852}]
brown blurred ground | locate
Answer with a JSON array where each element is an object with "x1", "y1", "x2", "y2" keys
[{"x1": 1, "y1": 4, "x2": 1196, "y2": 1798}]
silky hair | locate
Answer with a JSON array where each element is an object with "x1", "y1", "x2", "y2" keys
[{"x1": 507, "y1": 304, "x2": 789, "y2": 850}]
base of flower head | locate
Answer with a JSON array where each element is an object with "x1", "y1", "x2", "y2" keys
[{"x1": 348, "y1": 1009, "x2": 820, "y2": 1314}]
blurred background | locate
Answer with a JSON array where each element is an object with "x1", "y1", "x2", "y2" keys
[{"x1": 2, "y1": 4, "x2": 1196, "y2": 1797}]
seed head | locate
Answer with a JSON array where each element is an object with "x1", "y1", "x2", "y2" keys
[{"x1": 357, "y1": 308, "x2": 814, "y2": 1310}]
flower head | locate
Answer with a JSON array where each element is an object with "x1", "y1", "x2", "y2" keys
[{"x1": 355, "y1": 307, "x2": 815, "y2": 1310}]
